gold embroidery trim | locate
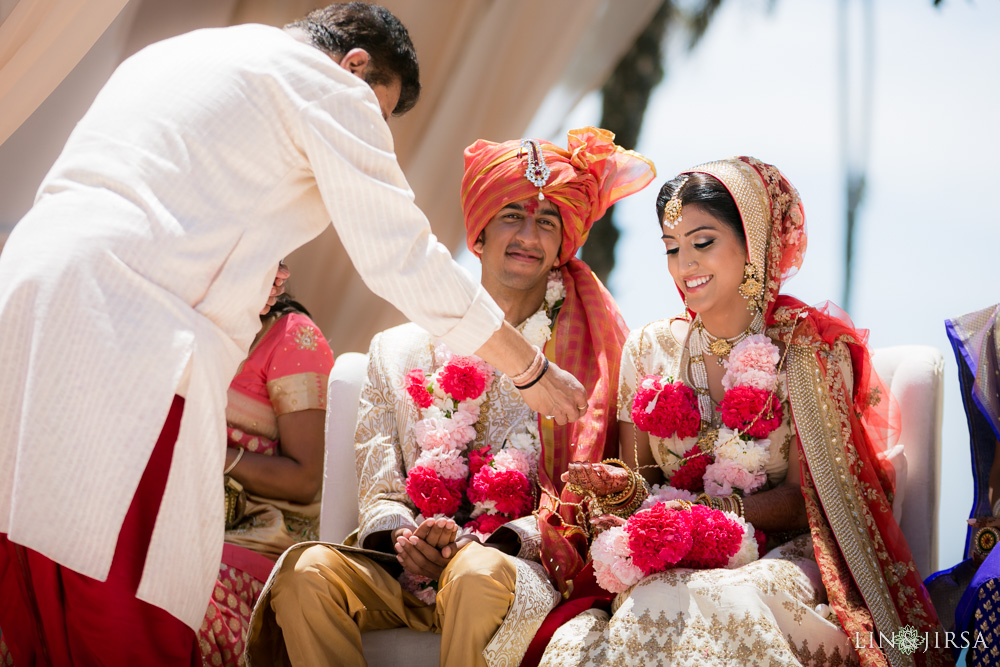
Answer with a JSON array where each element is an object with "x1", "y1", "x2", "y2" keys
[
  {"x1": 267, "y1": 371, "x2": 328, "y2": 416},
  {"x1": 483, "y1": 559, "x2": 560, "y2": 667},
  {"x1": 685, "y1": 159, "x2": 771, "y2": 290},
  {"x1": 226, "y1": 389, "x2": 279, "y2": 441},
  {"x1": 786, "y1": 344, "x2": 910, "y2": 667}
]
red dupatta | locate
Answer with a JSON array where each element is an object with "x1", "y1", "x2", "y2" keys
[{"x1": 534, "y1": 259, "x2": 627, "y2": 595}]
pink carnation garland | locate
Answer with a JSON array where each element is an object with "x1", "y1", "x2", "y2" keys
[
  {"x1": 400, "y1": 346, "x2": 544, "y2": 603},
  {"x1": 630, "y1": 333, "x2": 785, "y2": 509},
  {"x1": 589, "y1": 502, "x2": 758, "y2": 594}
]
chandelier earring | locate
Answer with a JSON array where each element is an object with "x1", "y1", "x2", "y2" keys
[{"x1": 738, "y1": 262, "x2": 765, "y2": 312}]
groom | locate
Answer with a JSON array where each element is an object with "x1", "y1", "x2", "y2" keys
[{"x1": 246, "y1": 128, "x2": 654, "y2": 666}]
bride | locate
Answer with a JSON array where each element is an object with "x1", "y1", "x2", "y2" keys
[{"x1": 540, "y1": 157, "x2": 947, "y2": 666}]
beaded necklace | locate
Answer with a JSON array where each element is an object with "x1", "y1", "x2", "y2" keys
[{"x1": 687, "y1": 310, "x2": 764, "y2": 427}]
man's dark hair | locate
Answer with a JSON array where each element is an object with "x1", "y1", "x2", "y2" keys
[{"x1": 287, "y1": 2, "x2": 420, "y2": 115}]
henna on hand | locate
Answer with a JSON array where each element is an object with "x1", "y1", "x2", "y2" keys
[{"x1": 565, "y1": 462, "x2": 631, "y2": 496}]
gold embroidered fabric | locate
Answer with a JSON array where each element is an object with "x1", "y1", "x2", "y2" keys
[
  {"x1": 267, "y1": 371, "x2": 328, "y2": 417},
  {"x1": 685, "y1": 159, "x2": 773, "y2": 287},
  {"x1": 226, "y1": 388, "x2": 279, "y2": 441},
  {"x1": 491, "y1": 514, "x2": 543, "y2": 562},
  {"x1": 482, "y1": 559, "x2": 561, "y2": 667},
  {"x1": 786, "y1": 343, "x2": 911, "y2": 667},
  {"x1": 540, "y1": 535, "x2": 857, "y2": 666}
]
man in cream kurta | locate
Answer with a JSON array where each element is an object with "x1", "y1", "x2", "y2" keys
[{"x1": 0, "y1": 5, "x2": 529, "y2": 661}]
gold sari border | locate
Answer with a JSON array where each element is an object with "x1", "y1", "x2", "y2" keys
[
  {"x1": 267, "y1": 372, "x2": 329, "y2": 416},
  {"x1": 787, "y1": 344, "x2": 910, "y2": 667},
  {"x1": 684, "y1": 159, "x2": 771, "y2": 285}
]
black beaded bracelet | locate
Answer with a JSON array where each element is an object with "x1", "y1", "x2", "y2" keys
[{"x1": 514, "y1": 357, "x2": 549, "y2": 390}]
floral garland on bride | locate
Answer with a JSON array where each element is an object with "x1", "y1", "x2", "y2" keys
[
  {"x1": 631, "y1": 333, "x2": 784, "y2": 497},
  {"x1": 588, "y1": 334, "x2": 784, "y2": 594},
  {"x1": 398, "y1": 271, "x2": 565, "y2": 604}
]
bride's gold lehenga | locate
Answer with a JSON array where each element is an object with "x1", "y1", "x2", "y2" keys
[{"x1": 541, "y1": 157, "x2": 948, "y2": 667}]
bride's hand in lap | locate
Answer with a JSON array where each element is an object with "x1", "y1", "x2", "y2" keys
[{"x1": 561, "y1": 462, "x2": 631, "y2": 496}]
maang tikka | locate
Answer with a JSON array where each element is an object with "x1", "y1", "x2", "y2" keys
[
  {"x1": 519, "y1": 139, "x2": 551, "y2": 200},
  {"x1": 661, "y1": 175, "x2": 689, "y2": 230}
]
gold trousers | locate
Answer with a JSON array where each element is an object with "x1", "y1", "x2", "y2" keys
[{"x1": 268, "y1": 542, "x2": 517, "y2": 667}]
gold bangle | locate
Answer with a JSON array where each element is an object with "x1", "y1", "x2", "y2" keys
[
  {"x1": 565, "y1": 482, "x2": 594, "y2": 500},
  {"x1": 730, "y1": 493, "x2": 745, "y2": 518},
  {"x1": 601, "y1": 473, "x2": 636, "y2": 506},
  {"x1": 224, "y1": 447, "x2": 245, "y2": 475}
]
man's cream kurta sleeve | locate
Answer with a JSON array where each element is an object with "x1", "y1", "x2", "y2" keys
[{"x1": 297, "y1": 86, "x2": 503, "y2": 357}]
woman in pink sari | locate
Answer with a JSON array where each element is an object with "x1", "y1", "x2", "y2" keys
[{"x1": 198, "y1": 295, "x2": 333, "y2": 665}]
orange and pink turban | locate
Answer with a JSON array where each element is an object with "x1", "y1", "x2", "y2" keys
[
  {"x1": 460, "y1": 128, "x2": 655, "y2": 602},
  {"x1": 461, "y1": 127, "x2": 655, "y2": 266}
]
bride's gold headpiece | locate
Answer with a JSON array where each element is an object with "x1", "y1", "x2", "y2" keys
[{"x1": 661, "y1": 175, "x2": 689, "y2": 230}]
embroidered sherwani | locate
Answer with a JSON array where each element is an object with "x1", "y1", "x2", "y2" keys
[
  {"x1": 540, "y1": 319, "x2": 859, "y2": 667},
  {"x1": 248, "y1": 323, "x2": 560, "y2": 667}
]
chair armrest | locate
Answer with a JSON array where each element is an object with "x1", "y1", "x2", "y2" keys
[{"x1": 319, "y1": 352, "x2": 368, "y2": 543}]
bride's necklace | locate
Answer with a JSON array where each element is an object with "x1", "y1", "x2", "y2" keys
[{"x1": 687, "y1": 311, "x2": 764, "y2": 424}]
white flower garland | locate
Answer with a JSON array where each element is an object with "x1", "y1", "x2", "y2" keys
[{"x1": 517, "y1": 270, "x2": 565, "y2": 350}]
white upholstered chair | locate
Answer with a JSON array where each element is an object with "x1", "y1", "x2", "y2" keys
[
  {"x1": 318, "y1": 345, "x2": 944, "y2": 663},
  {"x1": 870, "y1": 344, "x2": 944, "y2": 579}
]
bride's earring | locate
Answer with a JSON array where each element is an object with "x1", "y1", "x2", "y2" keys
[{"x1": 738, "y1": 262, "x2": 764, "y2": 312}]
